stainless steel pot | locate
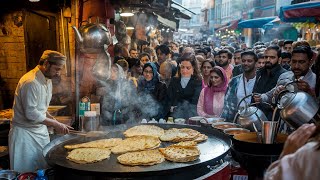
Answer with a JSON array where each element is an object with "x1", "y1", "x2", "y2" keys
[
  {"x1": 72, "y1": 18, "x2": 112, "y2": 54},
  {"x1": 277, "y1": 90, "x2": 319, "y2": 129},
  {"x1": 233, "y1": 94, "x2": 271, "y2": 131},
  {"x1": 0, "y1": 170, "x2": 20, "y2": 180}
]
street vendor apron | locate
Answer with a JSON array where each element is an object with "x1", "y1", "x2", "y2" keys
[{"x1": 9, "y1": 125, "x2": 50, "y2": 173}]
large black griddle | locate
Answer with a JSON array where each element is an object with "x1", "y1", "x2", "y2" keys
[{"x1": 43, "y1": 123, "x2": 231, "y2": 178}]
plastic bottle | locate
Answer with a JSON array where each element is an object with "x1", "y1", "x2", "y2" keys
[{"x1": 35, "y1": 169, "x2": 48, "y2": 180}]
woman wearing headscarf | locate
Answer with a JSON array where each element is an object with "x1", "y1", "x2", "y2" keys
[
  {"x1": 167, "y1": 54, "x2": 202, "y2": 119},
  {"x1": 99, "y1": 64, "x2": 136, "y2": 125},
  {"x1": 197, "y1": 66, "x2": 228, "y2": 117},
  {"x1": 137, "y1": 62, "x2": 168, "y2": 120}
]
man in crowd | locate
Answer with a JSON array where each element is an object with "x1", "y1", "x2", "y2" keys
[
  {"x1": 283, "y1": 40, "x2": 294, "y2": 53},
  {"x1": 256, "y1": 52, "x2": 265, "y2": 70},
  {"x1": 254, "y1": 45, "x2": 316, "y2": 103},
  {"x1": 216, "y1": 49, "x2": 234, "y2": 81},
  {"x1": 281, "y1": 51, "x2": 292, "y2": 70},
  {"x1": 129, "y1": 48, "x2": 139, "y2": 58},
  {"x1": 221, "y1": 50, "x2": 258, "y2": 122},
  {"x1": 252, "y1": 45, "x2": 287, "y2": 119},
  {"x1": 155, "y1": 44, "x2": 171, "y2": 72},
  {"x1": 9, "y1": 50, "x2": 72, "y2": 172},
  {"x1": 232, "y1": 49, "x2": 244, "y2": 77}
]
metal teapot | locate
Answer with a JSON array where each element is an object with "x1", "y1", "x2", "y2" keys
[
  {"x1": 72, "y1": 18, "x2": 112, "y2": 54},
  {"x1": 233, "y1": 94, "x2": 272, "y2": 131},
  {"x1": 276, "y1": 81, "x2": 319, "y2": 129}
]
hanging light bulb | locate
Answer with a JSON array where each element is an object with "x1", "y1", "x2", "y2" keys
[
  {"x1": 29, "y1": 0, "x2": 40, "y2": 2},
  {"x1": 120, "y1": 8, "x2": 134, "y2": 17}
]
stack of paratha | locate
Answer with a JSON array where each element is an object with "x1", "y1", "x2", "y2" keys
[
  {"x1": 66, "y1": 148, "x2": 111, "y2": 164},
  {"x1": 117, "y1": 149, "x2": 165, "y2": 166},
  {"x1": 64, "y1": 138, "x2": 123, "y2": 150},
  {"x1": 159, "y1": 128, "x2": 207, "y2": 143},
  {"x1": 111, "y1": 135, "x2": 161, "y2": 154},
  {"x1": 123, "y1": 125, "x2": 165, "y2": 138}
]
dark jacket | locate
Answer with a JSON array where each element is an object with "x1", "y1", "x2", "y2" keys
[
  {"x1": 137, "y1": 62, "x2": 168, "y2": 120},
  {"x1": 253, "y1": 64, "x2": 287, "y2": 94},
  {"x1": 167, "y1": 76, "x2": 202, "y2": 119},
  {"x1": 232, "y1": 64, "x2": 243, "y2": 77},
  {"x1": 252, "y1": 64, "x2": 287, "y2": 120}
]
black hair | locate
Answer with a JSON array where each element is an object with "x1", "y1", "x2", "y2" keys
[
  {"x1": 138, "y1": 52, "x2": 150, "y2": 60},
  {"x1": 234, "y1": 49, "x2": 243, "y2": 54},
  {"x1": 218, "y1": 49, "x2": 233, "y2": 59},
  {"x1": 241, "y1": 50, "x2": 258, "y2": 62},
  {"x1": 257, "y1": 52, "x2": 264, "y2": 59},
  {"x1": 281, "y1": 51, "x2": 292, "y2": 59},
  {"x1": 126, "y1": 57, "x2": 140, "y2": 69},
  {"x1": 200, "y1": 60, "x2": 215, "y2": 70},
  {"x1": 155, "y1": 44, "x2": 170, "y2": 55},
  {"x1": 266, "y1": 45, "x2": 281, "y2": 58},
  {"x1": 283, "y1": 40, "x2": 294, "y2": 46},
  {"x1": 292, "y1": 46, "x2": 314, "y2": 61}
]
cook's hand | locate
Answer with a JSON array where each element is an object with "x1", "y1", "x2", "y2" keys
[
  {"x1": 273, "y1": 85, "x2": 285, "y2": 98},
  {"x1": 296, "y1": 79, "x2": 312, "y2": 94},
  {"x1": 253, "y1": 94, "x2": 261, "y2": 103},
  {"x1": 53, "y1": 121, "x2": 73, "y2": 134},
  {"x1": 280, "y1": 123, "x2": 316, "y2": 158}
]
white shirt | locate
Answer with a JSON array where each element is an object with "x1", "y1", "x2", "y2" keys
[
  {"x1": 12, "y1": 65, "x2": 52, "y2": 128},
  {"x1": 237, "y1": 74, "x2": 256, "y2": 108}
]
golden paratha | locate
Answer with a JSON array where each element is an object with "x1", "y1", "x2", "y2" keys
[
  {"x1": 64, "y1": 138, "x2": 123, "y2": 150},
  {"x1": 159, "y1": 145, "x2": 200, "y2": 162},
  {"x1": 117, "y1": 149, "x2": 165, "y2": 166},
  {"x1": 193, "y1": 134, "x2": 208, "y2": 143},
  {"x1": 175, "y1": 141, "x2": 197, "y2": 147},
  {"x1": 159, "y1": 128, "x2": 200, "y2": 142},
  {"x1": 66, "y1": 148, "x2": 111, "y2": 164},
  {"x1": 123, "y1": 125, "x2": 165, "y2": 138},
  {"x1": 111, "y1": 136, "x2": 161, "y2": 154}
]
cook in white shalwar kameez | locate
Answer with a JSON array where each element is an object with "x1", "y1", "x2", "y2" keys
[{"x1": 9, "y1": 65, "x2": 52, "y2": 172}]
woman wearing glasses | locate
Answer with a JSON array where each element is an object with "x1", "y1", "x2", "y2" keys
[
  {"x1": 137, "y1": 62, "x2": 168, "y2": 120},
  {"x1": 197, "y1": 66, "x2": 228, "y2": 117},
  {"x1": 167, "y1": 54, "x2": 202, "y2": 119}
]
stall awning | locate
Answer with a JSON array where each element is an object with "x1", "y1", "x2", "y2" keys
[
  {"x1": 215, "y1": 20, "x2": 239, "y2": 31},
  {"x1": 279, "y1": 1, "x2": 320, "y2": 23},
  {"x1": 156, "y1": 14, "x2": 177, "y2": 30},
  {"x1": 238, "y1": 16, "x2": 277, "y2": 28}
]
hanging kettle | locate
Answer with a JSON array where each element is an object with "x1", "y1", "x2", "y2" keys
[
  {"x1": 233, "y1": 94, "x2": 272, "y2": 131},
  {"x1": 275, "y1": 81, "x2": 319, "y2": 129},
  {"x1": 72, "y1": 17, "x2": 112, "y2": 54}
]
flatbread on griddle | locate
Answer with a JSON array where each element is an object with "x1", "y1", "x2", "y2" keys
[
  {"x1": 193, "y1": 134, "x2": 208, "y2": 143},
  {"x1": 123, "y1": 125, "x2": 165, "y2": 138},
  {"x1": 111, "y1": 136, "x2": 161, "y2": 154},
  {"x1": 159, "y1": 128, "x2": 200, "y2": 142},
  {"x1": 64, "y1": 138, "x2": 123, "y2": 150},
  {"x1": 66, "y1": 148, "x2": 111, "y2": 164},
  {"x1": 117, "y1": 149, "x2": 165, "y2": 166},
  {"x1": 174, "y1": 141, "x2": 197, "y2": 147},
  {"x1": 159, "y1": 145, "x2": 200, "y2": 163}
]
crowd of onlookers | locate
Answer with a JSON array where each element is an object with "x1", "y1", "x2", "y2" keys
[{"x1": 95, "y1": 39, "x2": 320, "y2": 126}]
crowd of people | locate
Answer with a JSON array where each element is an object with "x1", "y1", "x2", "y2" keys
[{"x1": 97, "y1": 39, "x2": 319, "y2": 126}]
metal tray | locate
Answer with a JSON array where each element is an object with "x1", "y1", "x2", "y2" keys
[{"x1": 43, "y1": 123, "x2": 231, "y2": 177}]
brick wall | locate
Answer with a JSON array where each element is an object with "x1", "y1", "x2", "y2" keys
[{"x1": 0, "y1": 11, "x2": 26, "y2": 106}]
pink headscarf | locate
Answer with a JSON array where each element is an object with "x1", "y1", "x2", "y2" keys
[{"x1": 203, "y1": 66, "x2": 229, "y2": 115}]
